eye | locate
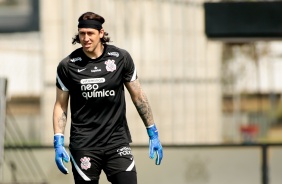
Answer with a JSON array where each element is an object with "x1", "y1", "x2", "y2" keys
[
  {"x1": 87, "y1": 31, "x2": 95, "y2": 36},
  {"x1": 79, "y1": 32, "x2": 86, "y2": 36}
]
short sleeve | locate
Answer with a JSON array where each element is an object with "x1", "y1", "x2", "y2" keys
[
  {"x1": 56, "y1": 59, "x2": 70, "y2": 91},
  {"x1": 123, "y1": 50, "x2": 138, "y2": 82}
]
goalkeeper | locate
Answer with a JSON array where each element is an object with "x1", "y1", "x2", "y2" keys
[{"x1": 52, "y1": 11, "x2": 163, "y2": 184}]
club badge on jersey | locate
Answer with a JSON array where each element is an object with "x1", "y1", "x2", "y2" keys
[{"x1": 105, "y1": 59, "x2": 116, "y2": 72}]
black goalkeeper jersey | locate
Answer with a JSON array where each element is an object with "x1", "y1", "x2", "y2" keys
[{"x1": 56, "y1": 44, "x2": 137, "y2": 150}]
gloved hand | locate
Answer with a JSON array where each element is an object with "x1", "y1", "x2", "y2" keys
[
  {"x1": 54, "y1": 133, "x2": 70, "y2": 174},
  {"x1": 146, "y1": 124, "x2": 163, "y2": 165}
]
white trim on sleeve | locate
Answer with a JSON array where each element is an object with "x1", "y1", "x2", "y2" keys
[
  {"x1": 56, "y1": 74, "x2": 69, "y2": 91},
  {"x1": 130, "y1": 67, "x2": 137, "y2": 82}
]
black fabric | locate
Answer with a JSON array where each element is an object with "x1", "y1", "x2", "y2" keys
[
  {"x1": 56, "y1": 45, "x2": 137, "y2": 150},
  {"x1": 78, "y1": 20, "x2": 102, "y2": 29},
  {"x1": 108, "y1": 171, "x2": 137, "y2": 184},
  {"x1": 70, "y1": 144, "x2": 136, "y2": 181},
  {"x1": 75, "y1": 180, "x2": 99, "y2": 184}
]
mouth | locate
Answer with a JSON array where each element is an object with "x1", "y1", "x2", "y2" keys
[{"x1": 83, "y1": 42, "x2": 92, "y2": 48}]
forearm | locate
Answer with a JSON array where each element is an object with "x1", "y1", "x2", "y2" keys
[
  {"x1": 133, "y1": 92, "x2": 154, "y2": 127},
  {"x1": 53, "y1": 103, "x2": 68, "y2": 134},
  {"x1": 125, "y1": 80, "x2": 163, "y2": 164},
  {"x1": 53, "y1": 104, "x2": 70, "y2": 174},
  {"x1": 125, "y1": 79, "x2": 155, "y2": 127},
  {"x1": 52, "y1": 90, "x2": 70, "y2": 174}
]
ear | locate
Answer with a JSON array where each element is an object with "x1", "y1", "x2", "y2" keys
[{"x1": 99, "y1": 28, "x2": 105, "y2": 38}]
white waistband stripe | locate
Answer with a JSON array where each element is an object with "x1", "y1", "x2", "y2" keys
[{"x1": 126, "y1": 160, "x2": 135, "y2": 171}]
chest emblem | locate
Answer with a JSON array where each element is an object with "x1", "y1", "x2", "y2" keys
[
  {"x1": 91, "y1": 66, "x2": 101, "y2": 73},
  {"x1": 105, "y1": 59, "x2": 116, "y2": 72}
]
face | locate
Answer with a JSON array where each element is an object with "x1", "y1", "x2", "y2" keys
[{"x1": 78, "y1": 28, "x2": 104, "y2": 53}]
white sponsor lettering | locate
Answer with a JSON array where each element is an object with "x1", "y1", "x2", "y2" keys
[
  {"x1": 117, "y1": 147, "x2": 132, "y2": 156},
  {"x1": 80, "y1": 78, "x2": 115, "y2": 99},
  {"x1": 108, "y1": 52, "x2": 119, "y2": 57},
  {"x1": 91, "y1": 66, "x2": 101, "y2": 73},
  {"x1": 81, "y1": 84, "x2": 99, "y2": 91},
  {"x1": 82, "y1": 89, "x2": 115, "y2": 99},
  {"x1": 70, "y1": 57, "x2": 82, "y2": 62},
  {"x1": 81, "y1": 78, "x2": 105, "y2": 84}
]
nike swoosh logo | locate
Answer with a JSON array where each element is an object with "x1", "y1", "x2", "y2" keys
[{"x1": 78, "y1": 68, "x2": 86, "y2": 72}]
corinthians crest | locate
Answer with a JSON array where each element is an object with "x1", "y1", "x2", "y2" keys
[
  {"x1": 80, "y1": 157, "x2": 91, "y2": 170},
  {"x1": 105, "y1": 59, "x2": 116, "y2": 72}
]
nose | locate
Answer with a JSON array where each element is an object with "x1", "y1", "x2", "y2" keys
[{"x1": 83, "y1": 34, "x2": 89, "y2": 41}]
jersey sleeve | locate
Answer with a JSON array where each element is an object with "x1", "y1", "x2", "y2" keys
[
  {"x1": 56, "y1": 58, "x2": 70, "y2": 91},
  {"x1": 122, "y1": 50, "x2": 138, "y2": 82}
]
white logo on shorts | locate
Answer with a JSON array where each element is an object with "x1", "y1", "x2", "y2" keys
[
  {"x1": 117, "y1": 147, "x2": 132, "y2": 156},
  {"x1": 80, "y1": 157, "x2": 91, "y2": 170}
]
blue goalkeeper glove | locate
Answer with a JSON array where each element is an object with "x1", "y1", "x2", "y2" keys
[
  {"x1": 147, "y1": 124, "x2": 163, "y2": 165},
  {"x1": 54, "y1": 134, "x2": 70, "y2": 174}
]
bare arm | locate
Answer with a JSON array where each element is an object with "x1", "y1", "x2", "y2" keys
[
  {"x1": 126, "y1": 79, "x2": 163, "y2": 165},
  {"x1": 125, "y1": 79, "x2": 154, "y2": 127},
  {"x1": 53, "y1": 87, "x2": 69, "y2": 134}
]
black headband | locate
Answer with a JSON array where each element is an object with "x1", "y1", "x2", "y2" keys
[{"x1": 78, "y1": 20, "x2": 103, "y2": 29}]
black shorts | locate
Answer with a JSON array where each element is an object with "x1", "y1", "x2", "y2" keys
[{"x1": 69, "y1": 144, "x2": 137, "y2": 182}]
